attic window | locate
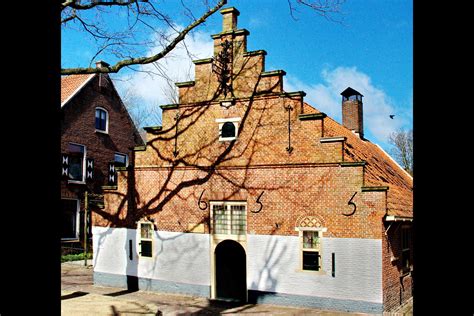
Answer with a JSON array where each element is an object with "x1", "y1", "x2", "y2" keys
[
  {"x1": 222, "y1": 122, "x2": 235, "y2": 138},
  {"x1": 216, "y1": 117, "x2": 241, "y2": 141},
  {"x1": 95, "y1": 107, "x2": 108, "y2": 133}
]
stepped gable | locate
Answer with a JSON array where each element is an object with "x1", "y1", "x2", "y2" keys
[{"x1": 304, "y1": 101, "x2": 413, "y2": 217}]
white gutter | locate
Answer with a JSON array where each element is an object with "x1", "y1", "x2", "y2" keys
[
  {"x1": 61, "y1": 74, "x2": 96, "y2": 108},
  {"x1": 375, "y1": 143, "x2": 413, "y2": 180}
]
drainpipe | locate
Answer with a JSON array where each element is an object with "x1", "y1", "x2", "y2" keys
[{"x1": 84, "y1": 191, "x2": 88, "y2": 266}]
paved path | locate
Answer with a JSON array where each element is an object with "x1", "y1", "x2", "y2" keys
[{"x1": 61, "y1": 262, "x2": 412, "y2": 315}]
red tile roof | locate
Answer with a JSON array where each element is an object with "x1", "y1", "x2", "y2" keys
[
  {"x1": 304, "y1": 102, "x2": 413, "y2": 218},
  {"x1": 61, "y1": 74, "x2": 95, "y2": 106}
]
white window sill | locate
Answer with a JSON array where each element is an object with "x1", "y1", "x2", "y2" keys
[
  {"x1": 212, "y1": 233, "x2": 246, "y2": 242},
  {"x1": 296, "y1": 269, "x2": 327, "y2": 275},
  {"x1": 219, "y1": 137, "x2": 237, "y2": 142},
  {"x1": 68, "y1": 180, "x2": 86, "y2": 185},
  {"x1": 95, "y1": 129, "x2": 109, "y2": 135},
  {"x1": 61, "y1": 238, "x2": 80, "y2": 242},
  {"x1": 138, "y1": 255, "x2": 154, "y2": 259}
]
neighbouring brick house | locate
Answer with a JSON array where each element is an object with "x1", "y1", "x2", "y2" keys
[
  {"x1": 92, "y1": 7, "x2": 413, "y2": 314},
  {"x1": 61, "y1": 63, "x2": 144, "y2": 252}
]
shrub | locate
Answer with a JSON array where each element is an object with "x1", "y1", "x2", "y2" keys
[{"x1": 61, "y1": 252, "x2": 93, "y2": 263}]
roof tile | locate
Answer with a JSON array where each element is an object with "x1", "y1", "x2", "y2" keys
[
  {"x1": 61, "y1": 74, "x2": 95, "y2": 105},
  {"x1": 304, "y1": 102, "x2": 413, "y2": 217}
]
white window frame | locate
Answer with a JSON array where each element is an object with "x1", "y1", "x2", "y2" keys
[
  {"x1": 216, "y1": 117, "x2": 241, "y2": 141},
  {"x1": 61, "y1": 198, "x2": 80, "y2": 241},
  {"x1": 210, "y1": 201, "x2": 247, "y2": 241},
  {"x1": 138, "y1": 221, "x2": 154, "y2": 258},
  {"x1": 114, "y1": 152, "x2": 128, "y2": 168},
  {"x1": 295, "y1": 226, "x2": 327, "y2": 273},
  {"x1": 67, "y1": 142, "x2": 87, "y2": 184},
  {"x1": 95, "y1": 107, "x2": 109, "y2": 134}
]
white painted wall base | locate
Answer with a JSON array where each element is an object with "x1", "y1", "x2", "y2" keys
[{"x1": 92, "y1": 227, "x2": 382, "y2": 306}]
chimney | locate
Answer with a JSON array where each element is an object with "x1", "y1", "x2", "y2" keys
[
  {"x1": 221, "y1": 7, "x2": 239, "y2": 32},
  {"x1": 95, "y1": 60, "x2": 110, "y2": 90},
  {"x1": 341, "y1": 87, "x2": 364, "y2": 138},
  {"x1": 95, "y1": 60, "x2": 110, "y2": 69}
]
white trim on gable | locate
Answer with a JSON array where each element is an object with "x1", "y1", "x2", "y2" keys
[{"x1": 61, "y1": 74, "x2": 96, "y2": 108}]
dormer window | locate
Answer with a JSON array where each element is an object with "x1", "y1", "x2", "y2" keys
[
  {"x1": 216, "y1": 117, "x2": 241, "y2": 141},
  {"x1": 95, "y1": 107, "x2": 108, "y2": 133}
]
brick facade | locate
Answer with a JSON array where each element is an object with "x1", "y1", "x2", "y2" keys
[
  {"x1": 61, "y1": 73, "x2": 143, "y2": 244},
  {"x1": 382, "y1": 222, "x2": 413, "y2": 311},
  {"x1": 94, "y1": 7, "x2": 412, "y2": 313}
]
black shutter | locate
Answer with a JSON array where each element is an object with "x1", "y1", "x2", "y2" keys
[
  {"x1": 61, "y1": 154, "x2": 69, "y2": 179},
  {"x1": 140, "y1": 240, "x2": 152, "y2": 257},
  {"x1": 86, "y1": 158, "x2": 94, "y2": 181},
  {"x1": 108, "y1": 162, "x2": 116, "y2": 185}
]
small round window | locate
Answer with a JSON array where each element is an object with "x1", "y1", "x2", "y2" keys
[{"x1": 221, "y1": 122, "x2": 236, "y2": 138}]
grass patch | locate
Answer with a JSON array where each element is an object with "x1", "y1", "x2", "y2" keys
[{"x1": 61, "y1": 252, "x2": 93, "y2": 263}]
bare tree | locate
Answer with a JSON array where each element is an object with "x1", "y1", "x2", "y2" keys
[
  {"x1": 61, "y1": 0, "x2": 345, "y2": 75},
  {"x1": 388, "y1": 129, "x2": 413, "y2": 176}
]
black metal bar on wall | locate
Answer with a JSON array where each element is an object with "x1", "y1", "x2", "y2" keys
[{"x1": 332, "y1": 252, "x2": 335, "y2": 277}]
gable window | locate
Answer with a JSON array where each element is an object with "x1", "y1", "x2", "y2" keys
[
  {"x1": 95, "y1": 107, "x2": 108, "y2": 133},
  {"x1": 61, "y1": 199, "x2": 79, "y2": 240},
  {"x1": 401, "y1": 226, "x2": 412, "y2": 274},
  {"x1": 221, "y1": 122, "x2": 235, "y2": 138},
  {"x1": 216, "y1": 117, "x2": 241, "y2": 141},
  {"x1": 114, "y1": 153, "x2": 128, "y2": 168},
  {"x1": 211, "y1": 202, "x2": 246, "y2": 236},
  {"x1": 68, "y1": 143, "x2": 86, "y2": 182},
  {"x1": 139, "y1": 221, "x2": 153, "y2": 257}
]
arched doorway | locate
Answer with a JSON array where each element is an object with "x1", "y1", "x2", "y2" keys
[{"x1": 215, "y1": 240, "x2": 246, "y2": 302}]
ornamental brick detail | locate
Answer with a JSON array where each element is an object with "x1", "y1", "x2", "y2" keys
[{"x1": 296, "y1": 215, "x2": 325, "y2": 228}]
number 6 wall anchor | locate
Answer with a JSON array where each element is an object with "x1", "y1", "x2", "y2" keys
[{"x1": 198, "y1": 189, "x2": 208, "y2": 210}]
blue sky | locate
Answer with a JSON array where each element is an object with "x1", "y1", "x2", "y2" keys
[{"x1": 62, "y1": 0, "x2": 412, "y2": 152}]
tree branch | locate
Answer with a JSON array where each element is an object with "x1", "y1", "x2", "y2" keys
[
  {"x1": 61, "y1": 0, "x2": 227, "y2": 75},
  {"x1": 62, "y1": 0, "x2": 140, "y2": 11}
]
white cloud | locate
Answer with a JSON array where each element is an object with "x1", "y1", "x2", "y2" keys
[
  {"x1": 113, "y1": 27, "x2": 214, "y2": 126},
  {"x1": 284, "y1": 66, "x2": 410, "y2": 144}
]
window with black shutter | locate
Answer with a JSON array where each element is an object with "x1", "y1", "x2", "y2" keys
[
  {"x1": 139, "y1": 222, "x2": 153, "y2": 257},
  {"x1": 68, "y1": 143, "x2": 86, "y2": 182},
  {"x1": 301, "y1": 230, "x2": 321, "y2": 271}
]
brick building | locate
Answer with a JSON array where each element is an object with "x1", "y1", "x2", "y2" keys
[
  {"x1": 61, "y1": 63, "x2": 143, "y2": 251},
  {"x1": 92, "y1": 7, "x2": 413, "y2": 313}
]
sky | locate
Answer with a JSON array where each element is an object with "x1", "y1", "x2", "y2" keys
[{"x1": 61, "y1": 0, "x2": 413, "y2": 153}]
